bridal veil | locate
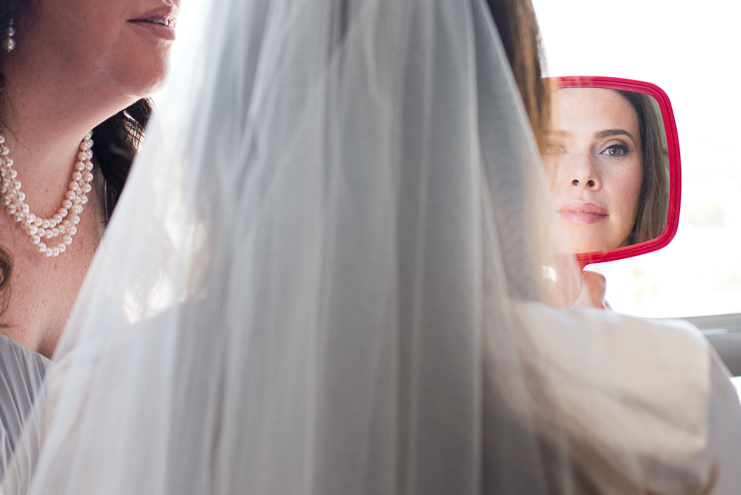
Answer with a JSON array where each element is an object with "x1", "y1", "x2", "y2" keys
[{"x1": 1, "y1": 0, "x2": 735, "y2": 493}]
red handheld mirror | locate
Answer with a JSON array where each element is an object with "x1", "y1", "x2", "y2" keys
[{"x1": 549, "y1": 76, "x2": 681, "y2": 268}]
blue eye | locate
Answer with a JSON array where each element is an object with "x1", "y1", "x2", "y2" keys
[{"x1": 601, "y1": 144, "x2": 628, "y2": 157}]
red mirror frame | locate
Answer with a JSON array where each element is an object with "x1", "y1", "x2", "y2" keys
[{"x1": 552, "y1": 76, "x2": 682, "y2": 268}]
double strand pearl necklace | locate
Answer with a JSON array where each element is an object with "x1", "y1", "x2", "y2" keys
[{"x1": 0, "y1": 131, "x2": 94, "y2": 258}]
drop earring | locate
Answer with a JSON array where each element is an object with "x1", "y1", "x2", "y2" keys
[{"x1": 2, "y1": 18, "x2": 15, "y2": 53}]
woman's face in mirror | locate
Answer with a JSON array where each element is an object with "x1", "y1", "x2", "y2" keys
[
  {"x1": 544, "y1": 88, "x2": 644, "y2": 253},
  {"x1": 17, "y1": 0, "x2": 180, "y2": 98}
]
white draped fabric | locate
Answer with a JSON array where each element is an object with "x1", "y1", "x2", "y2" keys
[
  {"x1": 0, "y1": 0, "x2": 738, "y2": 493},
  {"x1": 0, "y1": 335, "x2": 48, "y2": 485}
]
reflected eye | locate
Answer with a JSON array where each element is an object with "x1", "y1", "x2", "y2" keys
[
  {"x1": 545, "y1": 144, "x2": 567, "y2": 155},
  {"x1": 601, "y1": 144, "x2": 628, "y2": 157}
]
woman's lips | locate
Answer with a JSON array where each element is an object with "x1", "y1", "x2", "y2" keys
[
  {"x1": 128, "y1": 5, "x2": 178, "y2": 41},
  {"x1": 128, "y1": 20, "x2": 176, "y2": 41},
  {"x1": 559, "y1": 201, "x2": 608, "y2": 225}
]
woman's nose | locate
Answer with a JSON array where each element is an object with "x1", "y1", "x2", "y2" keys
[{"x1": 569, "y1": 154, "x2": 601, "y2": 190}]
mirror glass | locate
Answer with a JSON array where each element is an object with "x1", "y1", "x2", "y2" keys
[{"x1": 543, "y1": 88, "x2": 670, "y2": 255}]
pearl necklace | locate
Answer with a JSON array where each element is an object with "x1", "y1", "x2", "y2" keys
[{"x1": 0, "y1": 131, "x2": 94, "y2": 258}]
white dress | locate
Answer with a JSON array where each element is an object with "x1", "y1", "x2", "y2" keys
[
  {"x1": 0, "y1": 335, "x2": 50, "y2": 479},
  {"x1": 516, "y1": 303, "x2": 741, "y2": 494}
]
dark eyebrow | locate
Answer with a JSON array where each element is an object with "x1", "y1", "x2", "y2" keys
[
  {"x1": 547, "y1": 129, "x2": 637, "y2": 144},
  {"x1": 596, "y1": 129, "x2": 636, "y2": 143}
]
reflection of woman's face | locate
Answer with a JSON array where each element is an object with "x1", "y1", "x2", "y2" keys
[{"x1": 544, "y1": 89, "x2": 643, "y2": 253}]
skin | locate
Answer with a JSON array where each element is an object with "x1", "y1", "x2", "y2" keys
[
  {"x1": 573, "y1": 270, "x2": 608, "y2": 309},
  {"x1": 0, "y1": 0, "x2": 179, "y2": 357},
  {"x1": 544, "y1": 88, "x2": 644, "y2": 255}
]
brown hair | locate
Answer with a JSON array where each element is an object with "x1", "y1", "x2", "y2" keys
[
  {"x1": 0, "y1": 1, "x2": 150, "y2": 319},
  {"x1": 486, "y1": 0, "x2": 551, "y2": 150},
  {"x1": 617, "y1": 90, "x2": 669, "y2": 245}
]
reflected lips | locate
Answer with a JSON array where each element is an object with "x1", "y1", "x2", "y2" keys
[
  {"x1": 128, "y1": 5, "x2": 178, "y2": 41},
  {"x1": 559, "y1": 201, "x2": 607, "y2": 224}
]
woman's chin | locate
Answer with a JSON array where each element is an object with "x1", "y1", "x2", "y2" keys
[
  {"x1": 573, "y1": 244, "x2": 608, "y2": 254},
  {"x1": 115, "y1": 58, "x2": 170, "y2": 99},
  {"x1": 565, "y1": 232, "x2": 616, "y2": 254},
  {"x1": 562, "y1": 225, "x2": 606, "y2": 254}
]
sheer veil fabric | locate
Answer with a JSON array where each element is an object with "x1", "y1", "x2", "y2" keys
[{"x1": 0, "y1": 0, "x2": 735, "y2": 493}]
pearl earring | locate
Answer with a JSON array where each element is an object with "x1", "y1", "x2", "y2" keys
[{"x1": 2, "y1": 18, "x2": 15, "y2": 53}]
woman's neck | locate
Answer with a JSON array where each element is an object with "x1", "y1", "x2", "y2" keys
[
  {"x1": 0, "y1": 49, "x2": 135, "y2": 218},
  {"x1": 0, "y1": 118, "x2": 94, "y2": 220}
]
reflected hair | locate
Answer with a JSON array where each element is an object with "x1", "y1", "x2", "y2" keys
[
  {"x1": 617, "y1": 90, "x2": 669, "y2": 245},
  {"x1": 0, "y1": 0, "x2": 151, "y2": 320},
  {"x1": 486, "y1": 0, "x2": 551, "y2": 151}
]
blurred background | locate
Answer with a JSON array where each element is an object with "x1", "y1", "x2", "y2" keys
[{"x1": 533, "y1": 0, "x2": 741, "y2": 318}]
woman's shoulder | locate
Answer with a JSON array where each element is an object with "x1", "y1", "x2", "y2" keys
[
  {"x1": 0, "y1": 333, "x2": 52, "y2": 372},
  {"x1": 517, "y1": 302, "x2": 713, "y2": 382},
  {"x1": 0, "y1": 333, "x2": 51, "y2": 402},
  {"x1": 513, "y1": 301, "x2": 741, "y2": 493},
  {"x1": 0, "y1": 333, "x2": 51, "y2": 476}
]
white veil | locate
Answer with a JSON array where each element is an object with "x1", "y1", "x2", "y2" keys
[{"x1": 0, "y1": 0, "x2": 697, "y2": 492}]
